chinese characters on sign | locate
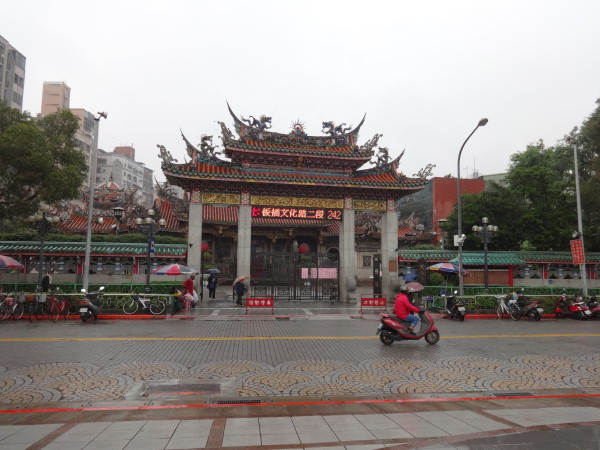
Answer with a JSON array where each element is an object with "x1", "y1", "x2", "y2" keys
[
  {"x1": 251, "y1": 206, "x2": 342, "y2": 220},
  {"x1": 570, "y1": 239, "x2": 585, "y2": 264},
  {"x1": 359, "y1": 296, "x2": 388, "y2": 314}
]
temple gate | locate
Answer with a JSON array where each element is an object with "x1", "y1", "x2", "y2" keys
[{"x1": 160, "y1": 104, "x2": 428, "y2": 303}]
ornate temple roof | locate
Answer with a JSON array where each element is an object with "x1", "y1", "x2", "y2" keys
[{"x1": 161, "y1": 104, "x2": 430, "y2": 201}]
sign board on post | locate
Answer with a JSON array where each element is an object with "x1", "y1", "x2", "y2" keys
[
  {"x1": 245, "y1": 297, "x2": 274, "y2": 315},
  {"x1": 570, "y1": 239, "x2": 585, "y2": 264},
  {"x1": 359, "y1": 295, "x2": 387, "y2": 315},
  {"x1": 149, "y1": 238, "x2": 155, "y2": 255}
]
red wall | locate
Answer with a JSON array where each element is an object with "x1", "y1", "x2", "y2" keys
[{"x1": 432, "y1": 177, "x2": 485, "y2": 225}]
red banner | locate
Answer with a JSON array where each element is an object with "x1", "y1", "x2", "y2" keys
[{"x1": 570, "y1": 239, "x2": 585, "y2": 264}]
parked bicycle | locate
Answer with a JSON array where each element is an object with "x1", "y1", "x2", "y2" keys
[
  {"x1": 0, "y1": 294, "x2": 24, "y2": 320},
  {"x1": 48, "y1": 289, "x2": 73, "y2": 322},
  {"x1": 122, "y1": 294, "x2": 166, "y2": 315},
  {"x1": 328, "y1": 283, "x2": 339, "y2": 303},
  {"x1": 496, "y1": 294, "x2": 519, "y2": 320}
]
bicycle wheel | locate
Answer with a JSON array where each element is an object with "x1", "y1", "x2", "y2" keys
[
  {"x1": 510, "y1": 304, "x2": 521, "y2": 321},
  {"x1": 496, "y1": 305, "x2": 503, "y2": 319},
  {"x1": 12, "y1": 302, "x2": 24, "y2": 320},
  {"x1": 122, "y1": 299, "x2": 138, "y2": 315},
  {"x1": 0, "y1": 301, "x2": 8, "y2": 320},
  {"x1": 61, "y1": 300, "x2": 70, "y2": 320},
  {"x1": 149, "y1": 299, "x2": 166, "y2": 315},
  {"x1": 50, "y1": 302, "x2": 60, "y2": 322},
  {"x1": 36, "y1": 302, "x2": 50, "y2": 320}
]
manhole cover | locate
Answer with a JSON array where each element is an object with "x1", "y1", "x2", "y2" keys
[{"x1": 144, "y1": 383, "x2": 220, "y2": 397}]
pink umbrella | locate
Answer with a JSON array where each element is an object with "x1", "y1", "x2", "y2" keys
[
  {"x1": 404, "y1": 282, "x2": 425, "y2": 292},
  {"x1": 0, "y1": 255, "x2": 23, "y2": 269},
  {"x1": 152, "y1": 263, "x2": 198, "y2": 275}
]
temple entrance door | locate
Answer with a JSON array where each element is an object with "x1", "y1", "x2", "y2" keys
[{"x1": 250, "y1": 251, "x2": 338, "y2": 301}]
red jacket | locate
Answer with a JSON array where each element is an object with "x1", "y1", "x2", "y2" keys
[
  {"x1": 394, "y1": 292, "x2": 420, "y2": 319},
  {"x1": 183, "y1": 277, "x2": 195, "y2": 295}
]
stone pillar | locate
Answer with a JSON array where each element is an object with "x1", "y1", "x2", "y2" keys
[
  {"x1": 236, "y1": 193, "x2": 252, "y2": 278},
  {"x1": 340, "y1": 197, "x2": 357, "y2": 303},
  {"x1": 381, "y1": 198, "x2": 400, "y2": 300},
  {"x1": 187, "y1": 190, "x2": 203, "y2": 272}
]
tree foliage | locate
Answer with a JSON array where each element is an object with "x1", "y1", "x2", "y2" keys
[
  {"x1": 0, "y1": 103, "x2": 86, "y2": 220},
  {"x1": 444, "y1": 99, "x2": 600, "y2": 252}
]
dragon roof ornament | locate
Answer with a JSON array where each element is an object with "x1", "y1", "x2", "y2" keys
[
  {"x1": 157, "y1": 144, "x2": 178, "y2": 165},
  {"x1": 225, "y1": 102, "x2": 368, "y2": 149},
  {"x1": 413, "y1": 163, "x2": 436, "y2": 181}
]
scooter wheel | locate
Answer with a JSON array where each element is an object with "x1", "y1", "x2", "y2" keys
[
  {"x1": 379, "y1": 331, "x2": 395, "y2": 346},
  {"x1": 458, "y1": 314, "x2": 465, "y2": 322},
  {"x1": 534, "y1": 313, "x2": 541, "y2": 322},
  {"x1": 556, "y1": 312, "x2": 564, "y2": 319},
  {"x1": 425, "y1": 330, "x2": 440, "y2": 345},
  {"x1": 81, "y1": 314, "x2": 87, "y2": 323}
]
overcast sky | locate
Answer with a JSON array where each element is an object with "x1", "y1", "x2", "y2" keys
[{"x1": 4, "y1": 0, "x2": 600, "y2": 182}]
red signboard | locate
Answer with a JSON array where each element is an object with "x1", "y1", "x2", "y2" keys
[
  {"x1": 570, "y1": 239, "x2": 585, "y2": 264},
  {"x1": 359, "y1": 296, "x2": 387, "y2": 314},
  {"x1": 251, "y1": 206, "x2": 342, "y2": 220},
  {"x1": 245, "y1": 297, "x2": 274, "y2": 315}
]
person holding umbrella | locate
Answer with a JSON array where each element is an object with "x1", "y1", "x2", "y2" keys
[
  {"x1": 183, "y1": 273, "x2": 196, "y2": 307},
  {"x1": 233, "y1": 276, "x2": 247, "y2": 307},
  {"x1": 207, "y1": 274, "x2": 218, "y2": 300}
]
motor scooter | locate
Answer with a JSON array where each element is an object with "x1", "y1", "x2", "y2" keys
[
  {"x1": 586, "y1": 295, "x2": 600, "y2": 319},
  {"x1": 79, "y1": 286, "x2": 105, "y2": 322},
  {"x1": 555, "y1": 291, "x2": 592, "y2": 320},
  {"x1": 377, "y1": 308, "x2": 440, "y2": 345},
  {"x1": 514, "y1": 289, "x2": 544, "y2": 321},
  {"x1": 444, "y1": 291, "x2": 466, "y2": 321}
]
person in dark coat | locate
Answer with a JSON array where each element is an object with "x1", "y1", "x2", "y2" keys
[
  {"x1": 233, "y1": 279, "x2": 246, "y2": 307},
  {"x1": 41, "y1": 270, "x2": 53, "y2": 292},
  {"x1": 207, "y1": 274, "x2": 218, "y2": 300}
]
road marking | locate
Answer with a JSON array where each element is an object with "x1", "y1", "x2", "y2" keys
[
  {"x1": 303, "y1": 309, "x2": 314, "y2": 315},
  {"x1": 1, "y1": 333, "x2": 599, "y2": 342},
  {"x1": 1, "y1": 393, "x2": 600, "y2": 414},
  {"x1": 211, "y1": 310, "x2": 220, "y2": 315}
]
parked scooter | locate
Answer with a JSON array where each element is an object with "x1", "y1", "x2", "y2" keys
[
  {"x1": 377, "y1": 308, "x2": 440, "y2": 345},
  {"x1": 444, "y1": 291, "x2": 467, "y2": 321},
  {"x1": 79, "y1": 286, "x2": 105, "y2": 322},
  {"x1": 513, "y1": 289, "x2": 544, "y2": 321},
  {"x1": 586, "y1": 295, "x2": 600, "y2": 319},
  {"x1": 555, "y1": 290, "x2": 592, "y2": 320}
]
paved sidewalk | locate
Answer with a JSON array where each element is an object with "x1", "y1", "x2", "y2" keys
[{"x1": 1, "y1": 404, "x2": 600, "y2": 449}]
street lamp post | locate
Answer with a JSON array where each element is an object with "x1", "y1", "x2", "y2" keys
[
  {"x1": 472, "y1": 217, "x2": 498, "y2": 292},
  {"x1": 457, "y1": 118, "x2": 488, "y2": 296},
  {"x1": 135, "y1": 209, "x2": 166, "y2": 294},
  {"x1": 200, "y1": 241, "x2": 209, "y2": 302},
  {"x1": 112, "y1": 206, "x2": 125, "y2": 235},
  {"x1": 437, "y1": 218, "x2": 448, "y2": 250},
  {"x1": 568, "y1": 138, "x2": 588, "y2": 296},
  {"x1": 27, "y1": 204, "x2": 59, "y2": 289},
  {"x1": 82, "y1": 112, "x2": 107, "y2": 292}
]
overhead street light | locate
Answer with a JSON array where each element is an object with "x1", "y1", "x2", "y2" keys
[
  {"x1": 82, "y1": 112, "x2": 108, "y2": 292},
  {"x1": 457, "y1": 118, "x2": 488, "y2": 296}
]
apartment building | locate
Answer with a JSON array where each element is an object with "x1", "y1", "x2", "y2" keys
[
  {"x1": 0, "y1": 35, "x2": 26, "y2": 112},
  {"x1": 96, "y1": 146, "x2": 154, "y2": 207}
]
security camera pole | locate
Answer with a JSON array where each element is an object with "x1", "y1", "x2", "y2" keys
[{"x1": 457, "y1": 118, "x2": 488, "y2": 296}]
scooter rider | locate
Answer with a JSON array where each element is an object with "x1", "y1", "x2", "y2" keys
[{"x1": 394, "y1": 285, "x2": 421, "y2": 334}]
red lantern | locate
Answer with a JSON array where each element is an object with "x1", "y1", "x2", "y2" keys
[
  {"x1": 298, "y1": 243, "x2": 309, "y2": 254},
  {"x1": 201, "y1": 241, "x2": 209, "y2": 252}
]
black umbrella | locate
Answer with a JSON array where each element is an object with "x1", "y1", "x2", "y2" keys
[{"x1": 204, "y1": 268, "x2": 221, "y2": 275}]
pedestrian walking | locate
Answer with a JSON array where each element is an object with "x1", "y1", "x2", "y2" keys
[
  {"x1": 207, "y1": 274, "x2": 218, "y2": 300},
  {"x1": 233, "y1": 279, "x2": 246, "y2": 307},
  {"x1": 182, "y1": 273, "x2": 195, "y2": 308}
]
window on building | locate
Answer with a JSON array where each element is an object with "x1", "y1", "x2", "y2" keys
[{"x1": 362, "y1": 255, "x2": 372, "y2": 267}]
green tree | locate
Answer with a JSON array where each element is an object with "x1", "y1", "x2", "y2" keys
[{"x1": 0, "y1": 104, "x2": 86, "y2": 220}]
